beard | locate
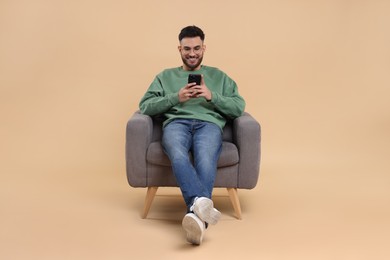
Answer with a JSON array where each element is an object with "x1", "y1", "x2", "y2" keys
[{"x1": 181, "y1": 54, "x2": 203, "y2": 71}]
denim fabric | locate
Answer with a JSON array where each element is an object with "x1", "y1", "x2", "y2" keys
[{"x1": 162, "y1": 119, "x2": 222, "y2": 210}]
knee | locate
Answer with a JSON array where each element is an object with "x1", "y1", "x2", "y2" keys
[
  {"x1": 171, "y1": 151, "x2": 190, "y2": 162},
  {"x1": 163, "y1": 145, "x2": 189, "y2": 161}
]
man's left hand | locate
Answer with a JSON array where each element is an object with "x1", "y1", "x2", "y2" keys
[{"x1": 191, "y1": 75, "x2": 212, "y2": 101}]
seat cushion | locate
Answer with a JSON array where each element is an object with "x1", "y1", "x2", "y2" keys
[{"x1": 146, "y1": 141, "x2": 239, "y2": 168}]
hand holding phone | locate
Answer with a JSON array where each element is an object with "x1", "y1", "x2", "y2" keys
[{"x1": 184, "y1": 74, "x2": 211, "y2": 101}]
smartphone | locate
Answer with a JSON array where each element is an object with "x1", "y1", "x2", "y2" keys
[{"x1": 188, "y1": 74, "x2": 201, "y2": 86}]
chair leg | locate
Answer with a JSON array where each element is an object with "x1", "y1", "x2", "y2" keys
[
  {"x1": 227, "y1": 188, "x2": 242, "y2": 220},
  {"x1": 142, "y1": 187, "x2": 158, "y2": 219}
]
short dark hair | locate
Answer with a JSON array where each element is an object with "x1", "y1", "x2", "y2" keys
[{"x1": 178, "y1": 25, "x2": 205, "y2": 42}]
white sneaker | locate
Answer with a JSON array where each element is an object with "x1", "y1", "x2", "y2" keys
[
  {"x1": 191, "y1": 197, "x2": 221, "y2": 225},
  {"x1": 182, "y1": 213, "x2": 205, "y2": 245}
]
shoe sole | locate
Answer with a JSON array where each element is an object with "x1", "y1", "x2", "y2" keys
[
  {"x1": 193, "y1": 198, "x2": 221, "y2": 225},
  {"x1": 182, "y1": 214, "x2": 204, "y2": 245}
]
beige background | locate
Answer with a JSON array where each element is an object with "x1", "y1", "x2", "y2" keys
[{"x1": 1, "y1": 0, "x2": 389, "y2": 259}]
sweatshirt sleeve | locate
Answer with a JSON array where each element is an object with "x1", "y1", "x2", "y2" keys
[
  {"x1": 210, "y1": 76, "x2": 246, "y2": 120},
  {"x1": 139, "y1": 76, "x2": 180, "y2": 116}
]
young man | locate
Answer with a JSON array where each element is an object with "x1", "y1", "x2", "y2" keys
[{"x1": 139, "y1": 25, "x2": 245, "y2": 245}]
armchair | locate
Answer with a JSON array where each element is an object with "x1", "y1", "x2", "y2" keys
[{"x1": 125, "y1": 111, "x2": 261, "y2": 219}]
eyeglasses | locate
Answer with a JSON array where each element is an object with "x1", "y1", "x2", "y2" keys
[{"x1": 181, "y1": 46, "x2": 203, "y2": 54}]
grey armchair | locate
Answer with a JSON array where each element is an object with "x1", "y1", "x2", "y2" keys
[{"x1": 126, "y1": 111, "x2": 261, "y2": 219}]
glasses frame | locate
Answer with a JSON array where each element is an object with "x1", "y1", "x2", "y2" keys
[{"x1": 180, "y1": 45, "x2": 204, "y2": 55}]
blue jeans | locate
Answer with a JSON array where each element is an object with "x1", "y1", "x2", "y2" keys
[{"x1": 162, "y1": 119, "x2": 223, "y2": 211}]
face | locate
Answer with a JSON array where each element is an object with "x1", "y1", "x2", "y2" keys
[{"x1": 178, "y1": 36, "x2": 206, "y2": 71}]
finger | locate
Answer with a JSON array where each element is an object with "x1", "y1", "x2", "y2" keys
[
  {"x1": 195, "y1": 92, "x2": 204, "y2": 97},
  {"x1": 186, "y1": 82, "x2": 197, "y2": 88}
]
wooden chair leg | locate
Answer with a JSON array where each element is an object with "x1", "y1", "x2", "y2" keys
[
  {"x1": 227, "y1": 188, "x2": 242, "y2": 220},
  {"x1": 142, "y1": 187, "x2": 158, "y2": 219}
]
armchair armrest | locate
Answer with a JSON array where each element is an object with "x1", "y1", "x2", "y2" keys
[
  {"x1": 126, "y1": 111, "x2": 153, "y2": 187},
  {"x1": 233, "y1": 112, "x2": 261, "y2": 189}
]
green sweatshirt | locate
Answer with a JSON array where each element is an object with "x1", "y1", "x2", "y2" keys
[{"x1": 139, "y1": 65, "x2": 245, "y2": 129}]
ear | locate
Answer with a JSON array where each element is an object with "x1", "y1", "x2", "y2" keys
[
  {"x1": 203, "y1": 44, "x2": 206, "y2": 52},
  {"x1": 178, "y1": 46, "x2": 182, "y2": 52}
]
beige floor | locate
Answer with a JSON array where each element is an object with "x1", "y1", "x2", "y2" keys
[{"x1": 1, "y1": 1, "x2": 390, "y2": 259}]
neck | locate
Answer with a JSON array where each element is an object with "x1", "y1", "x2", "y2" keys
[{"x1": 182, "y1": 65, "x2": 202, "y2": 71}]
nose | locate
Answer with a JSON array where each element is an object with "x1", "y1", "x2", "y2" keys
[{"x1": 189, "y1": 50, "x2": 196, "y2": 56}]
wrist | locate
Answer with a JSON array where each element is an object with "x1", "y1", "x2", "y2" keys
[{"x1": 206, "y1": 92, "x2": 213, "y2": 101}]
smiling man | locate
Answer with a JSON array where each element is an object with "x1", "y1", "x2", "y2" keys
[{"x1": 139, "y1": 25, "x2": 245, "y2": 245}]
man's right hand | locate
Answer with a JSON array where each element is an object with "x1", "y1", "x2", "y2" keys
[{"x1": 178, "y1": 82, "x2": 197, "y2": 102}]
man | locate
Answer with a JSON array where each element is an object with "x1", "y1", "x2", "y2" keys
[{"x1": 139, "y1": 25, "x2": 245, "y2": 245}]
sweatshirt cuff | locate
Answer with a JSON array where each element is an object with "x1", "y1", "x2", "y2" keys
[
  {"x1": 167, "y1": 93, "x2": 180, "y2": 106},
  {"x1": 210, "y1": 91, "x2": 219, "y2": 104}
]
